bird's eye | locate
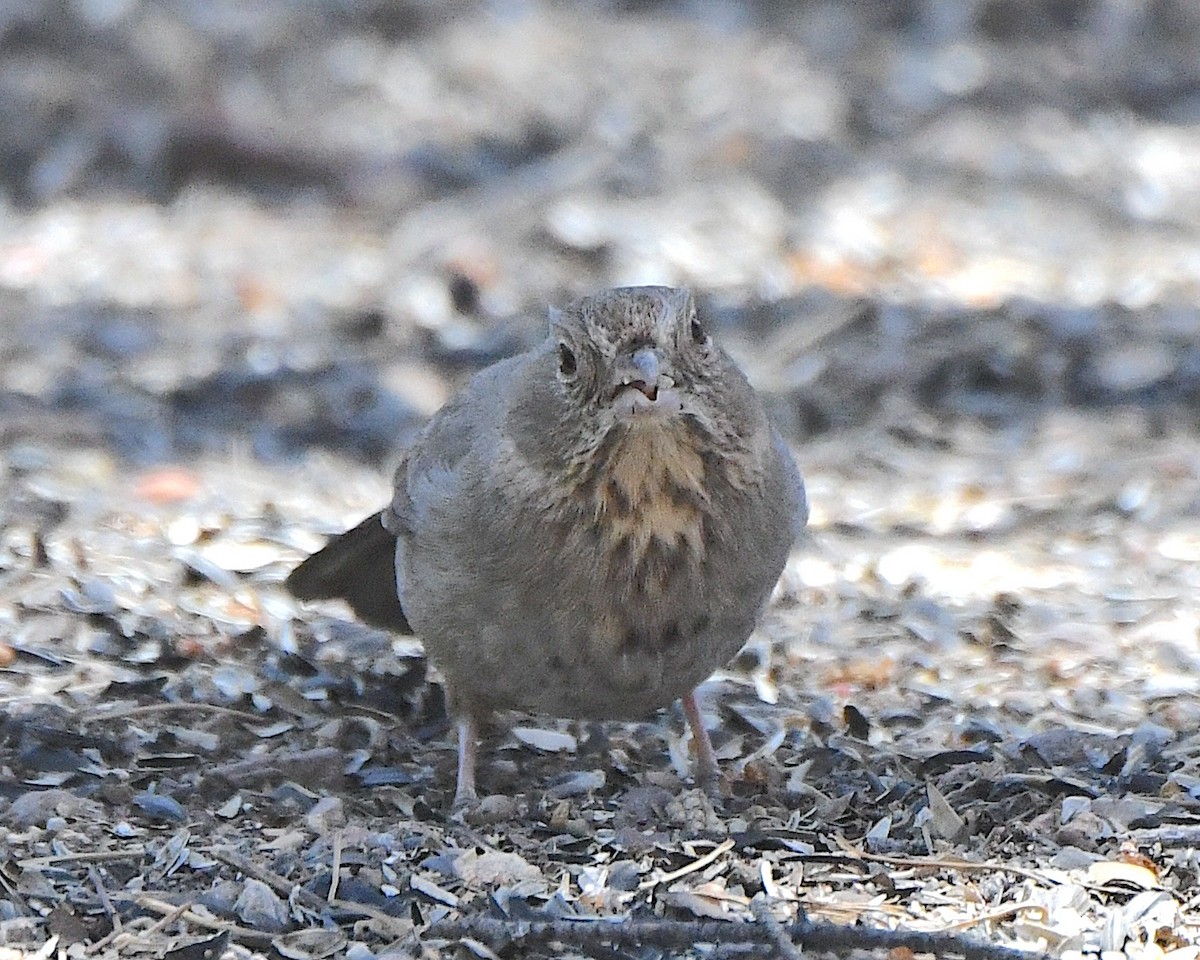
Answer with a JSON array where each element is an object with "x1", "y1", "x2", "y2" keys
[
  {"x1": 689, "y1": 316, "x2": 707, "y2": 345},
  {"x1": 558, "y1": 342, "x2": 577, "y2": 376}
]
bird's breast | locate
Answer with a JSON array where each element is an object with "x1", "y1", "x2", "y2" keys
[{"x1": 589, "y1": 424, "x2": 713, "y2": 597}]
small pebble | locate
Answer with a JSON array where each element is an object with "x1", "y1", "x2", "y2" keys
[
  {"x1": 133, "y1": 791, "x2": 187, "y2": 823},
  {"x1": 234, "y1": 878, "x2": 289, "y2": 932}
]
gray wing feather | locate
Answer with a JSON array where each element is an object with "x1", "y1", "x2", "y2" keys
[
  {"x1": 382, "y1": 356, "x2": 526, "y2": 601},
  {"x1": 772, "y1": 428, "x2": 808, "y2": 540}
]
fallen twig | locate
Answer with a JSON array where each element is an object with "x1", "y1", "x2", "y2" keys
[
  {"x1": 86, "y1": 702, "x2": 261, "y2": 722},
  {"x1": 826, "y1": 841, "x2": 1060, "y2": 887},
  {"x1": 18, "y1": 848, "x2": 146, "y2": 868},
  {"x1": 426, "y1": 909, "x2": 1049, "y2": 960},
  {"x1": 329, "y1": 830, "x2": 343, "y2": 904},
  {"x1": 639, "y1": 838, "x2": 735, "y2": 890},
  {"x1": 133, "y1": 894, "x2": 277, "y2": 947}
]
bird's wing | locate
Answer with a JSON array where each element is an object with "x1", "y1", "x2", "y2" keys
[
  {"x1": 382, "y1": 354, "x2": 526, "y2": 563},
  {"x1": 286, "y1": 356, "x2": 526, "y2": 633},
  {"x1": 772, "y1": 427, "x2": 809, "y2": 540}
]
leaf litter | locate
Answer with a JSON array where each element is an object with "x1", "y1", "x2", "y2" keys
[{"x1": 5, "y1": 403, "x2": 1200, "y2": 956}]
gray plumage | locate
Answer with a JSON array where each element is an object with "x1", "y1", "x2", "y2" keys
[{"x1": 288, "y1": 286, "x2": 807, "y2": 805}]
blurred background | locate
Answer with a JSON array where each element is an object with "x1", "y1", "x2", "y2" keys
[{"x1": 5, "y1": 0, "x2": 1200, "y2": 465}]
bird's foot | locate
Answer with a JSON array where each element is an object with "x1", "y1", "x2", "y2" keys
[
  {"x1": 682, "y1": 689, "x2": 723, "y2": 798},
  {"x1": 450, "y1": 714, "x2": 480, "y2": 813}
]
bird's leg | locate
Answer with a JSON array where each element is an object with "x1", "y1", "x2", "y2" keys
[
  {"x1": 453, "y1": 714, "x2": 480, "y2": 809},
  {"x1": 682, "y1": 689, "x2": 719, "y2": 788}
]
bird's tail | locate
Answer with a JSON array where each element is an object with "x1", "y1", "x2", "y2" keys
[{"x1": 285, "y1": 511, "x2": 413, "y2": 633}]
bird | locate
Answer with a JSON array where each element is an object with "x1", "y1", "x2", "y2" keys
[{"x1": 286, "y1": 286, "x2": 807, "y2": 807}]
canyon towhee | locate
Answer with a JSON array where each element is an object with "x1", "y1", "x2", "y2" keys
[{"x1": 287, "y1": 286, "x2": 807, "y2": 806}]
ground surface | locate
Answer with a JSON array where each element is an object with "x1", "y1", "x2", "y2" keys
[{"x1": 3, "y1": 2, "x2": 1200, "y2": 958}]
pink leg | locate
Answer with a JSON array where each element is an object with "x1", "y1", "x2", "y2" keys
[
  {"x1": 682, "y1": 689, "x2": 719, "y2": 786},
  {"x1": 454, "y1": 714, "x2": 479, "y2": 808}
]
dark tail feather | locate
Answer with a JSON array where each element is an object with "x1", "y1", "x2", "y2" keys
[{"x1": 286, "y1": 511, "x2": 412, "y2": 633}]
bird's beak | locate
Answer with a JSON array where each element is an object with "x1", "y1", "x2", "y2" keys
[
  {"x1": 610, "y1": 347, "x2": 684, "y2": 419},
  {"x1": 612, "y1": 346, "x2": 661, "y2": 401}
]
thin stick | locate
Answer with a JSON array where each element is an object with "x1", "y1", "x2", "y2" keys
[
  {"x1": 944, "y1": 903, "x2": 1049, "y2": 932},
  {"x1": 19, "y1": 848, "x2": 146, "y2": 868},
  {"x1": 136, "y1": 900, "x2": 192, "y2": 938},
  {"x1": 134, "y1": 895, "x2": 277, "y2": 947},
  {"x1": 328, "y1": 830, "x2": 343, "y2": 904},
  {"x1": 328, "y1": 898, "x2": 414, "y2": 938},
  {"x1": 86, "y1": 702, "x2": 261, "y2": 722},
  {"x1": 828, "y1": 841, "x2": 1059, "y2": 887},
  {"x1": 88, "y1": 865, "x2": 121, "y2": 933},
  {"x1": 88, "y1": 899, "x2": 197, "y2": 956},
  {"x1": 640, "y1": 838, "x2": 735, "y2": 890}
]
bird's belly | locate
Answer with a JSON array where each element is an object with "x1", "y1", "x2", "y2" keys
[
  {"x1": 463, "y1": 604, "x2": 741, "y2": 720},
  {"x1": 503, "y1": 515, "x2": 729, "y2": 717},
  {"x1": 421, "y1": 532, "x2": 761, "y2": 719}
]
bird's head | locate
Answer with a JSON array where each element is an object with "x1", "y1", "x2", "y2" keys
[{"x1": 549, "y1": 286, "x2": 719, "y2": 430}]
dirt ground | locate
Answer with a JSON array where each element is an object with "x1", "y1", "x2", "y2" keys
[{"x1": 3, "y1": 2, "x2": 1200, "y2": 958}]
